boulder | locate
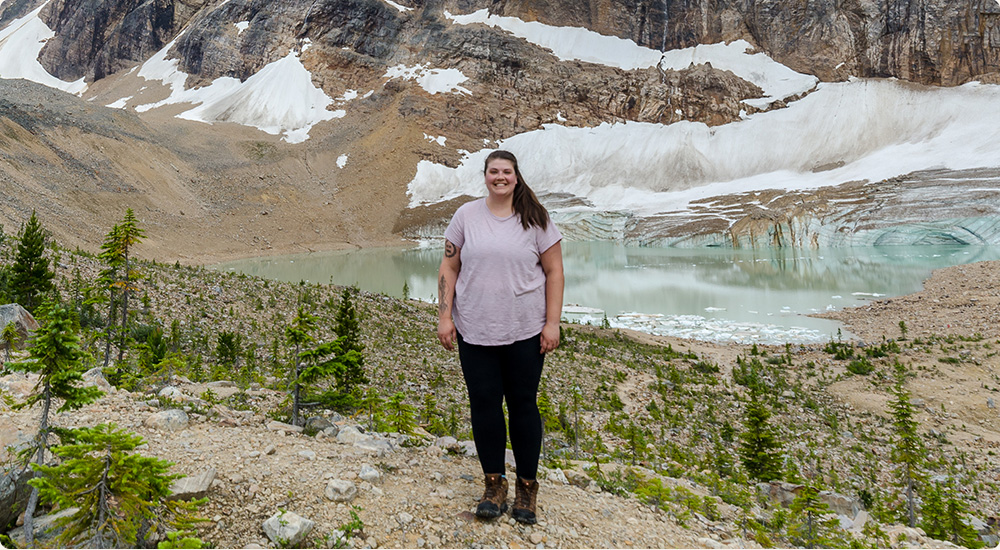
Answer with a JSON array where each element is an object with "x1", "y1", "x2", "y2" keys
[
  {"x1": 758, "y1": 481, "x2": 803, "y2": 508},
  {"x1": 144, "y1": 409, "x2": 189, "y2": 431},
  {"x1": 262, "y1": 510, "x2": 314, "y2": 547},
  {"x1": 336, "y1": 425, "x2": 371, "y2": 444},
  {"x1": 305, "y1": 416, "x2": 333, "y2": 432},
  {"x1": 81, "y1": 367, "x2": 113, "y2": 392},
  {"x1": 358, "y1": 464, "x2": 381, "y2": 484},
  {"x1": 0, "y1": 303, "x2": 39, "y2": 348},
  {"x1": 353, "y1": 439, "x2": 392, "y2": 456},
  {"x1": 158, "y1": 386, "x2": 185, "y2": 400},
  {"x1": 324, "y1": 479, "x2": 357, "y2": 503},
  {"x1": 0, "y1": 372, "x2": 38, "y2": 399},
  {"x1": 266, "y1": 420, "x2": 303, "y2": 433},
  {"x1": 168, "y1": 468, "x2": 216, "y2": 500},
  {"x1": 7, "y1": 507, "x2": 78, "y2": 547},
  {"x1": 0, "y1": 466, "x2": 33, "y2": 531},
  {"x1": 819, "y1": 490, "x2": 862, "y2": 518}
]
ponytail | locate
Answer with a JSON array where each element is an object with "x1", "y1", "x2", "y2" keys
[{"x1": 484, "y1": 150, "x2": 549, "y2": 230}]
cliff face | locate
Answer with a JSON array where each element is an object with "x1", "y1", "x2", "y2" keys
[{"x1": 492, "y1": 0, "x2": 1000, "y2": 85}]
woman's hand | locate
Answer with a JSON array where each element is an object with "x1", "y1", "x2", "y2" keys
[
  {"x1": 438, "y1": 317, "x2": 457, "y2": 351},
  {"x1": 540, "y1": 322, "x2": 560, "y2": 354}
]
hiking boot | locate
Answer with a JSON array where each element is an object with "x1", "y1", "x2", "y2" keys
[
  {"x1": 511, "y1": 477, "x2": 539, "y2": 524},
  {"x1": 475, "y1": 473, "x2": 508, "y2": 519}
]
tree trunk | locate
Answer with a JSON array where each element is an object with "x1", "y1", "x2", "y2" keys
[
  {"x1": 118, "y1": 247, "x2": 130, "y2": 364},
  {"x1": 292, "y1": 343, "x2": 301, "y2": 426},
  {"x1": 906, "y1": 464, "x2": 916, "y2": 527},
  {"x1": 103, "y1": 288, "x2": 117, "y2": 370},
  {"x1": 23, "y1": 384, "x2": 52, "y2": 548}
]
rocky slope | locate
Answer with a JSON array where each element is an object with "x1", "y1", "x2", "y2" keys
[{"x1": 2, "y1": 250, "x2": 1000, "y2": 548}]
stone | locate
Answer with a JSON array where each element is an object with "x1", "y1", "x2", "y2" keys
[
  {"x1": 986, "y1": 396, "x2": 995, "y2": 409},
  {"x1": 264, "y1": 444, "x2": 276, "y2": 455},
  {"x1": 169, "y1": 467, "x2": 216, "y2": 500},
  {"x1": 354, "y1": 439, "x2": 393, "y2": 456},
  {"x1": 322, "y1": 425, "x2": 341, "y2": 437},
  {"x1": 397, "y1": 511, "x2": 414, "y2": 525},
  {"x1": 267, "y1": 420, "x2": 303, "y2": 433},
  {"x1": 0, "y1": 304, "x2": 39, "y2": 348},
  {"x1": 158, "y1": 386, "x2": 185, "y2": 400},
  {"x1": 325, "y1": 479, "x2": 358, "y2": 502},
  {"x1": 298, "y1": 449, "x2": 316, "y2": 460},
  {"x1": 838, "y1": 514, "x2": 853, "y2": 530},
  {"x1": 819, "y1": 490, "x2": 861, "y2": 518},
  {"x1": 263, "y1": 510, "x2": 314, "y2": 547},
  {"x1": 144, "y1": 409, "x2": 189, "y2": 431},
  {"x1": 8, "y1": 508, "x2": 78, "y2": 547},
  {"x1": 305, "y1": 416, "x2": 333, "y2": 432},
  {"x1": 336, "y1": 425, "x2": 372, "y2": 444},
  {"x1": 851, "y1": 510, "x2": 870, "y2": 533},
  {"x1": 207, "y1": 380, "x2": 236, "y2": 388},
  {"x1": 81, "y1": 367, "x2": 113, "y2": 392},
  {"x1": 529, "y1": 532, "x2": 544, "y2": 544},
  {"x1": 547, "y1": 468, "x2": 569, "y2": 485},
  {"x1": 696, "y1": 537, "x2": 725, "y2": 549},
  {"x1": 0, "y1": 467, "x2": 32, "y2": 531},
  {"x1": 564, "y1": 470, "x2": 592, "y2": 488},
  {"x1": 359, "y1": 464, "x2": 382, "y2": 483}
]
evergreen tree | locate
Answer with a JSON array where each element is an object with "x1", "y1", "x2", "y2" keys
[
  {"x1": 738, "y1": 394, "x2": 784, "y2": 482},
  {"x1": 387, "y1": 392, "x2": 417, "y2": 435},
  {"x1": 285, "y1": 306, "x2": 316, "y2": 426},
  {"x1": 332, "y1": 286, "x2": 367, "y2": 394},
  {"x1": 888, "y1": 362, "x2": 924, "y2": 527},
  {"x1": 298, "y1": 335, "x2": 362, "y2": 413},
  {"x1": 97, "y1": 223, "x2": 124, "y2": 371},
  {"x1": 360, "y1": 387, "x2": 385, "y2": 432},
  {"x1": 29, "y1": 424, "x2": 204, "y2": 548},
  {"x1": 9, "y1": 303, "x2": 103, "y2": 547},
  {"x1": 116, "y1": 209, "x2": 145, "y2": 364},
  {"x1": 920, "y1": 481, "x2": 948, "y2": 541},
  {"x1": 944, "y1": 492, "x2": 983, "y2": 548},
  {"x1": 789, "y1": 478, "x2": 843, "y2": 548},
  {"x1": 9, "y1": 211, "x2": 55, "y2": 312}
]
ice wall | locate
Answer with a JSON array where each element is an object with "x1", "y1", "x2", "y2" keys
[{"x1": 408, "y1": 79, "x2": 1000, "y2": 218}]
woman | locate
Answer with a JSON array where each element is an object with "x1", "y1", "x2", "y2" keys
[{"x1": 437, "y1": 150, "x2": 564, "y2": 524}]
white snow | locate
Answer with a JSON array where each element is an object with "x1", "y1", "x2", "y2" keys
[
  {"x1": 408, "y1": 79, "x2": 1000, "y2": 216},
  {"x1": 0, "y1": 1, "x2": 87, "y2": 94},
  {"x1": 384, "y1": 64, "x2": 471, "y2": 95},
  {"x1": 383, "y1": 0, "x2": 412, "y2": 12},
  {"x1": 106, "y1": 96, "x2": 132, "y2": 109},
  {"x1": 136, "y1": 43, "x2": 343, "y2": 143},
  {"x1": 659, "y1": 40, "x2": 818, "y2": 107},
  {"x1": 444, "y1": 11, "x2": 816, "y2": 105},
  {"x1": 337, "y1": 154, "x2": 349, "y2": 168},
  {"x1": 234, "y1": 21, "x2": 249, "y2": 34},
  {"x1": 424, "y1": 134, "x2": 446, "y2": 146}
]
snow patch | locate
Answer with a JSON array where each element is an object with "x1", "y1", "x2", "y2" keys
[
  {"x1": 383, "y1": 0, "x2": 412, "y2": 12},
  {"x1": 0, "y1": 1, "x2": 87, "y2": 94},
  {"x1": 234, "y1": 21, "x2": 249, "y2": 34},
  {"x1": 384, "y1": 64, "x2": 471, "y2": 95},
  {"x1": 106, "y1": 96, "x2": 132, "y2": 109},
  {"x1": 136, "y1": 45, "x2": 343, "y2": 143},
  {"x1": 337, "y1": 154, "x2": 349, "y2": 168},
  {"x1": 424, "y1": 134, "x2": 447, "y2": 146}
]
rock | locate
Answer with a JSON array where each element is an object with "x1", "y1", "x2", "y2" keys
[
  {"x1": 888, "y1": 526, "x2": 927, "y2": 546},
  {"x1": 819, "y1": 490, "x2": 861, "y2": 518},
  {"x1": 458, "y1": 440, "x2": 477, "y2": 456},
  {"x1": 144, "y1": 409, "x2": 189, "y2": 431},
  {"x1": 336, "y1": 426, "x2": 372, "y2": 444},
  {"x1": 168, "y1": 467, "x2": 216, "y2": 500},
  {"x1": 564, "y1": 469, "x2": 592, "y2": 488},
  {"x1": 359, "y1": 464, "x2": 382, "y2": 483},
  {"x1": 325, "y1": 479, "x2": 358, "y2": 502},
  {"x1": 264, "y1": 444, "x2": 276, "y2": 455},
  {"x1": 696, "y1": 537, "x2": 725, "y2": 549},
  {"x1": 262, "y1": 510, "x2": 314, "y2": 547},
  {"x1": 322, "y1": 425, "x2": 340, "y2": 438},
  {"x1": 354, "y1": 439, "x2": 393, "y2": 456},
  {"x1": 988, "y1": 397, "x2": 995, "y2": 409},
  {"x1": 305, "y1": 416, "x2": 333, "y2": 432},
  {"x1": 81, "y1": 367, "x2": 113, "y2": 392},
  {"x1": 397, "y1": 511, "x2": 414, "y2": 525},
  {"x1": 207, "y1": 380, "x2": 236, "y2": 388},
  {"x1": 851, "y1": 510, "x2": 870, "y2": 533},
  {"x1": 529, "y1": 532, "x2": 544, "y2": 544},
  {"x1": 838, "y1": 514, "x2": 853, "y2": 530},
  {"x1": 0, "y1": 467, "x2": 33, "y2": 531},
  {"x1": 8, "y1": 508, "x2": 78, "y2": 547},
  {"x1": 547, "y1": 468, "x2": 569, "y2": 485},
  {"x1": 434, "y1": 436, "x2": 458, "y2": 449},
  {"x1": 0, "y1": 303, "x2": 39, "y2": 348},
  {"x1": 0, "y1": 372, "x2": 37, "y2": 399},
  {"x1": 158, "y1": 386, "x2": 185, "y2": 400},
  {"x1": 759, "y1": 481, "x2": 803, "y2": 508},
  {"x1": 267, "y1": 420, "x2": 303, "y2": 433}
]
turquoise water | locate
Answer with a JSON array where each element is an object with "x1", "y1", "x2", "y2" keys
[{"x1": 213, "y1": 243, "x2": 1000, "y2": 344}]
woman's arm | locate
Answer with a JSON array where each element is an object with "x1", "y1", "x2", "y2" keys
[
  {"x1": 437, "y1": 239, "x2": 461, "y2": 351},
  {"x1": 539, "y1": 241, "x2": 564, "y2": 354}
]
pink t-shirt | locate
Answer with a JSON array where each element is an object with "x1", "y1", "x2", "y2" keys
[{"x1": 444, "y1": 199, "x2": 562, "y2": 346}]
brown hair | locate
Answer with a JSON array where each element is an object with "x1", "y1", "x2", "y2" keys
[{"x1": 484, "y1": 150, "x2": 549, "y2": 230}]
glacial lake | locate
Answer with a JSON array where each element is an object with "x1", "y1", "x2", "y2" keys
[{"x1": 213, "y1": 243, "x2": 1000, "y2": 345}]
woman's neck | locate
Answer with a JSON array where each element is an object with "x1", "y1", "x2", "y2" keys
[{"x1": 485, "y1": 194, "x2": 514, "y2": 217}]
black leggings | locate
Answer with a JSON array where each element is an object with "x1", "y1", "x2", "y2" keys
[{"x1": 457, "y1": 332, "x2": 544, "y2": 480}]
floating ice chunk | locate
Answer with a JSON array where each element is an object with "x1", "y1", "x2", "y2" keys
[{"x1": 704, "y1": 307, "x2": 727, "y2": 312}]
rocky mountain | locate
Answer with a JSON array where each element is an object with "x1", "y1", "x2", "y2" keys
[{"x1": 0, "y1": 0, "x2": 999, "y2": 256}]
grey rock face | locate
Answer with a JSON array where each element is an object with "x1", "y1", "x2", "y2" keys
[
  {"x1": 0, "y1": 303, "x2": 39, "y2": 348},
  {"x1": 262, "y1": 510, "x2": 315, "y2": 547},
  {"x1": 0, "y1": 467, "x2": 33, "y2": 533},
  {"x1": 144, "y1": 409, "x2": 190, "y2": 431}
]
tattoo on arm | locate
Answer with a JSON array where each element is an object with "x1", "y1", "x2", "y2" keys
[
  {"x1": 444, "y1": 241, "x2": 457, "y2": 258},
  {"x1": 438, "y1": 275, "x2": 449, "y2": 314}
]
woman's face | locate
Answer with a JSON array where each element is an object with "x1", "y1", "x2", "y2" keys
[{"x1": 484, "y1": 158, "x2": 517, "y2": 199}]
